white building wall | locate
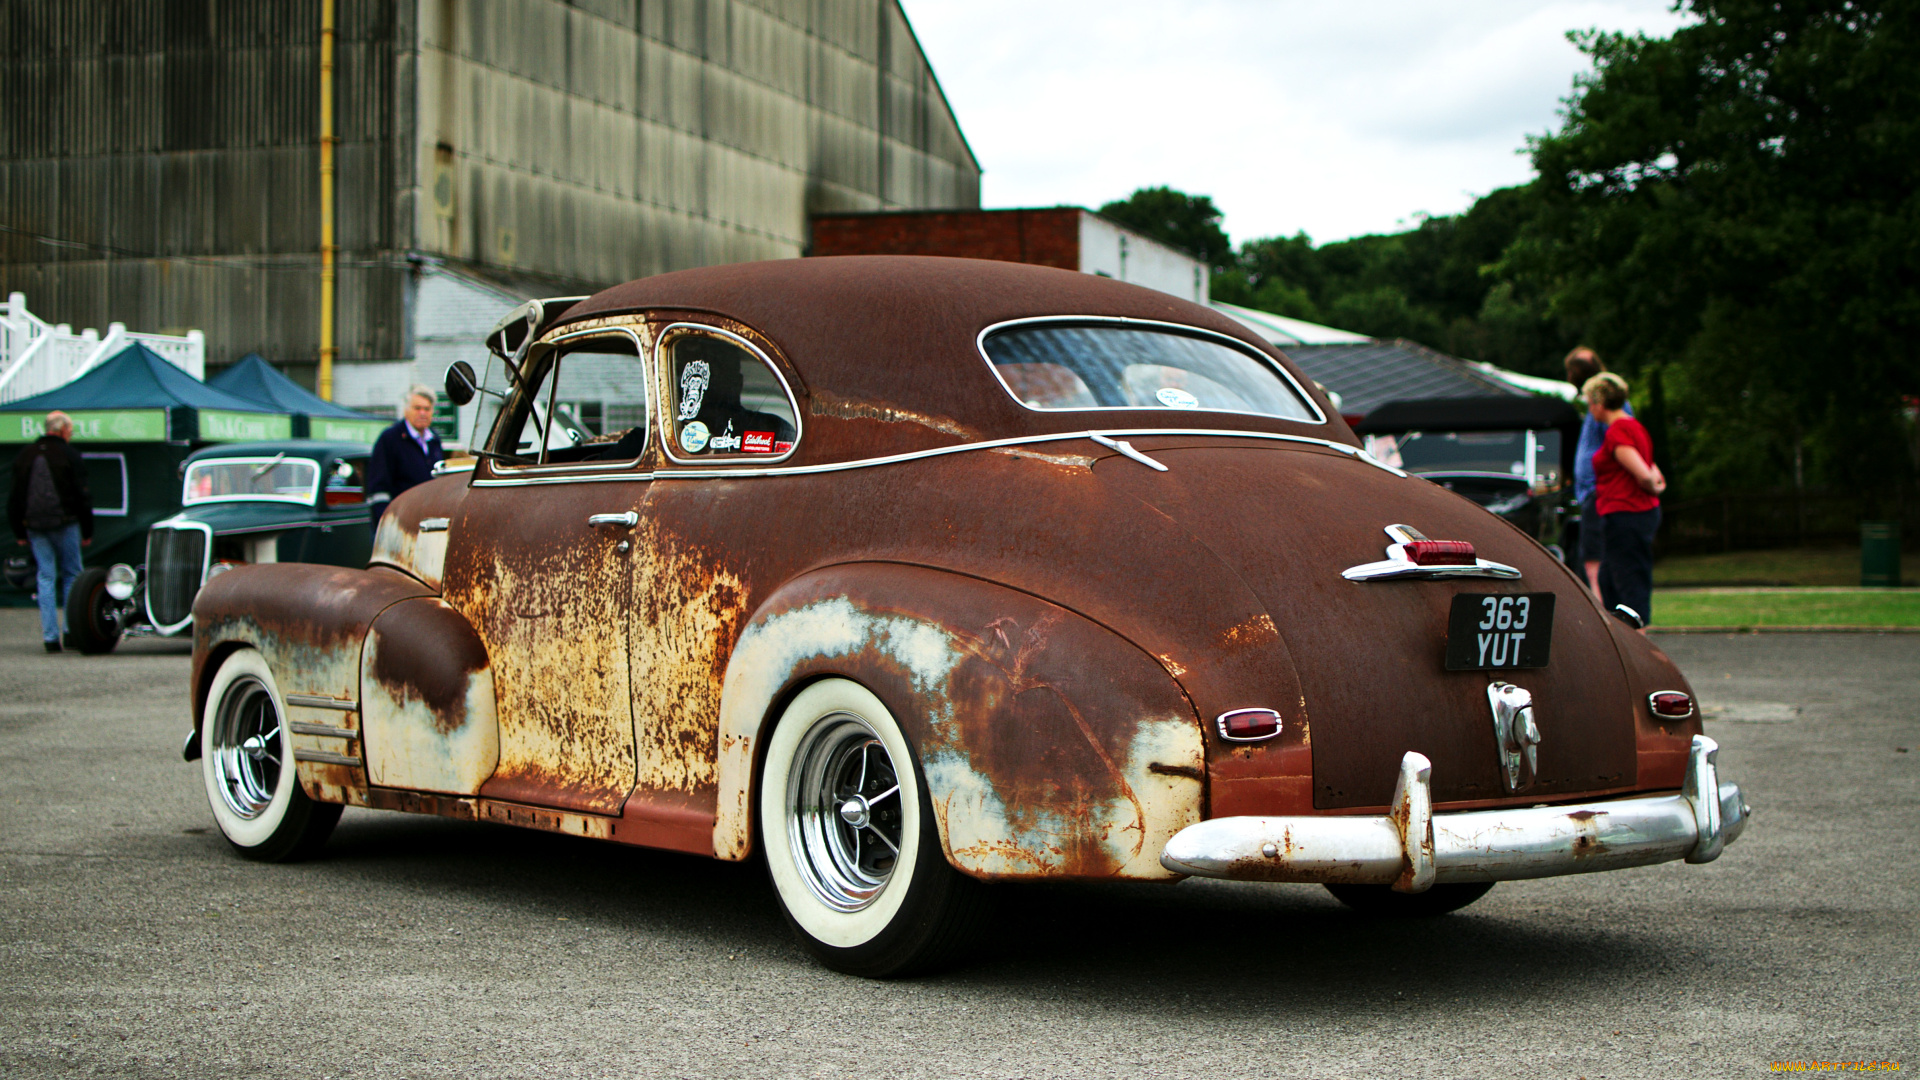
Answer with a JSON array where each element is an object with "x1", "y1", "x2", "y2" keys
[{"x1": 1076, "y1": 214, "x2": 1210, "y2": 304}]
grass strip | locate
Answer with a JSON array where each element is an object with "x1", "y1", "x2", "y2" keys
[{"x1": 1652, "y1": 588, "x2": 1920, "y2": 628}]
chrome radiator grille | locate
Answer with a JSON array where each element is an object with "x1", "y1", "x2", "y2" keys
[{"x1": 145, "y1": 526, "x2": 207, "y2": 629}]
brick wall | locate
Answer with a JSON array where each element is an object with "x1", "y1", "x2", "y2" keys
[{"x1": 809, "y1": 209, "x2": 1083, "y2": 271}]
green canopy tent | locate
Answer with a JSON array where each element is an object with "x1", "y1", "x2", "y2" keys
[
  {"x1": 209, "y1": 354, "x2": 388, "y2": 443},
  {"x1": 0, "y1": 344, "x2": 293, "y2": 582}
]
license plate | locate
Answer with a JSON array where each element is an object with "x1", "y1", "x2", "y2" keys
[{"x1": 1445, "y1": 593, "x2": 1555, "y2": 670}]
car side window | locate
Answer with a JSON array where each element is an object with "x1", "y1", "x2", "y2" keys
[
  {"x1": 661, "y1": 328, "x2": 799, "y2": 461},
  {"x1": 492, "y1": 334, "x2": 650, "y2": 468}
]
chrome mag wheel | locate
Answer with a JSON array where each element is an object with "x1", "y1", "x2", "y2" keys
[
  {"x1": 787, "y1": 714, "x2": 906, "y2": 912},
  {"x1": 211, "y1": 675, "x2": 283, "y2": 820}
]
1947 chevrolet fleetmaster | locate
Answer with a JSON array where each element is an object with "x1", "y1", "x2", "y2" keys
[{"x1": 184, "y1": 257, "x2": 1748, "y2": 976}]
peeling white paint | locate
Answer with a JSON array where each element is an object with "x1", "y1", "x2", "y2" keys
[
  {"x1": 360, "y1": 630, "x2": 499, "y2": 796},
  {"x1": 715, "y1": 596, "x2": 963, "y2": 859}
]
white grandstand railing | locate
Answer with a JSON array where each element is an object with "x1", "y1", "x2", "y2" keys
[{"x1": 0, "y1": 292, "x2": 205, "y2": 405}]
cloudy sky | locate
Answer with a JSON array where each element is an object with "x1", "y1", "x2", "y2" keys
[{"x1": 900, "y1": 1, "x2": 1692, "y2": 246}]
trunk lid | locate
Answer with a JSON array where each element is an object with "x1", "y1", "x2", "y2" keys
[{"x1": 1095, "y1": 439, "x2": 1636, "y2": 810}]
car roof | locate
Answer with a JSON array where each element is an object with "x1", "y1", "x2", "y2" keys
[
  {"x1": 548, "y1": 256, "x2": 1350, "y2": 460},
  {"x1": 185, "y1": 440, "x2": 373, "y2": 464}
]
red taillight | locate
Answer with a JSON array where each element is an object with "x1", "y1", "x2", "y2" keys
[
  {"x1": 1402, "y1": 539, "x2": 1476, "y2": 566},
  {"x1": 1217, "y1": 708, "x2": 1282, "y2": 742},
  {"x1": 1648, "y1": 691, "x2": 1695, "y2": 719}
]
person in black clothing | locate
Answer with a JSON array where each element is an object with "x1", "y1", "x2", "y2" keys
[
  {"x1": 366, "y1": 385, "x2": 446, "y2": 524},
  {"x1": 8, "y1": 411, "x2": 93, "y2": 651}
]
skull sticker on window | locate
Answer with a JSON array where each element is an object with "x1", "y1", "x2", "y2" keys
[{"x1": 678, "y1": 360, "x2": 710, "y2": 421}]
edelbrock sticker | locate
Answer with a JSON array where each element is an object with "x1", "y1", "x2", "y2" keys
[
  {"x1": 679, "y1": 420, "x2": 710, "y2": 453},
  {"x1": 709, "y1": 420, "x2": 742, "y2": 453},
  {"x1": 742, "y1": 431, "x2": 775, "y2": 453},
  {"x1": 678, "y1": 360, "x2": 710, "y2": 420},
  {"x1": 1156, "y1": 387, "x2": 1200, "y2": 409}
]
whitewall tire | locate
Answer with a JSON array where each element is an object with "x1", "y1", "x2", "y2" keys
[
  {"x1": 759, "y1": 678, "x2": 984, "y2": 976},
  {"x1": 200, "y1": 649, "x2": 341, "y2": 861}
]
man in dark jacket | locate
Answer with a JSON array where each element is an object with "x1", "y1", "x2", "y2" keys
[
  {"x1": 8, "y1": 411, "x2": 93, "y2": 651},
  {"x1": 366, "y1": 385, "x2": 446, "y2": 524}
]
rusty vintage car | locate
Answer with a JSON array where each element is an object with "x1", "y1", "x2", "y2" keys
[{"x1": 184, "y1": 257, "x2": 1749, "y2": 976}]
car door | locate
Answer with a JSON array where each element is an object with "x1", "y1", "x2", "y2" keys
[
  {"x1": 441, "y1": 328, "x2": 655, "y2": 816},
  {"x1": 618, "y1": 322, "x2": 804, "y2": 841}
]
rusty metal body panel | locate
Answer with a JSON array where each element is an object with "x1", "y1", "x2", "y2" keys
[
  {"x1": 369, "y1": 473, "x2": 470, "y2": 591},
  {"x1": 442, "y1": 481, "x2": 643, "y2": 816},
  {"x1": 192, "y1": 562, "x2": 431, "y2": 806},
  {"x1": 360, "y1": 597, "x2": 498, "y2": 796},
  {"x1": 188, "y1": 255, "x2": 1711, "y2": 889},
  {"x1": 713, "y1": 563, "x2": 1205, "y2": 880}
]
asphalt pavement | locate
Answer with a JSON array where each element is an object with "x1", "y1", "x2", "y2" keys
[{"x1": 1, "y1": 608, "x2": 1913, "y2": 1079}]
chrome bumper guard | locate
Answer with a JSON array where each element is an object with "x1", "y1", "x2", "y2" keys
[{"x1": 1162, "y1": 735, "x2": 1749, "y2": 892}]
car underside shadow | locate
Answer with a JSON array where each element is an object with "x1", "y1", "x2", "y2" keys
[
  {"x1": 946, "y1": 875, "x2": 1723, "y2": 1006},
  {"x1": 302, "y1": 808, "x2": 1723, "y2": 1001},
  {"x1": 313, "y1": 808, "x2": 798, "y2": 956}
]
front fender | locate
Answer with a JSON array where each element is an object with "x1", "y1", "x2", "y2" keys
[
  {"x1": 191, "y1": 563, "x2": 433, "y2": 804},
  {"x1": 714, "y1": 563, "x2": 1206, "y2": 881}
]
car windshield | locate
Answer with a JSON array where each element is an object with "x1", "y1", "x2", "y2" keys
[
  {"x1": 982, "y1": 323, "x2": 1320, "y2": 422},
  {"x1": 183, "y1": 457, "x2": 321, "y2": 505},
  {"x1": 1368, "y1": 430, "x2": 1564, "y2": 492}
]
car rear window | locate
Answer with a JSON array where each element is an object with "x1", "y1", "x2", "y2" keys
[{"x1": 982, "y1": 323, "x2": 1320, "y2": 422}]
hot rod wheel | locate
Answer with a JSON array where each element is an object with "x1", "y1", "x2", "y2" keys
[
  {"x1": 759, "y1": 679, "x2": 986, "y2": 977},
  {"x1": 200, "y1": 649, "x2": 341, "y2": 861},
  {"x1": 64, "y1": 566, "x2": 124, "y2": 654}
]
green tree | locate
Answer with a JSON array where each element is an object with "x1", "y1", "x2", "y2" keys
[
  {"x1": 1098, "y1": 187, "x2": 1235, "y2": 270},
  {"x1": 1513, "y1": 0, "x2": 1920, "y2": 493}
]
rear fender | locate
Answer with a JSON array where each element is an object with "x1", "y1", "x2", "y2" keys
[
  {"x1": 192, "y1": 563, "x2": 434, "y2": 804},
  {"x1": 714, "y1": 563, "x2": 1205, "y2": 881}
]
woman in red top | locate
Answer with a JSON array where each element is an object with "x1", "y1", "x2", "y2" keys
[{"x1": 1583, "y1": 372, "x2": 1665, "y2": 630}]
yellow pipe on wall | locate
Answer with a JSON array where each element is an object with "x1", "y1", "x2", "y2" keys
[{"x1": 318, "y1": 0, "x2": 337, "y2": 400}]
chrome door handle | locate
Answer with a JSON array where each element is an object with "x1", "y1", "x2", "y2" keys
[{"x1": 587, "y1": 512, "x2": 638, "y2": 528}]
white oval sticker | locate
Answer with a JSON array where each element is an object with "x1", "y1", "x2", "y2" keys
[
  {"x1": 679, "y1": 420, "x2": 710, "y2": 453},
  {"x1": 1156, "y1": 387, "x2": 1200, "y2": 409}
]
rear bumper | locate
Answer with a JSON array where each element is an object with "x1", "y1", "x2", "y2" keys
[{"x1": 1162, "y1": 735, "x2": 1749, "y2": 891}]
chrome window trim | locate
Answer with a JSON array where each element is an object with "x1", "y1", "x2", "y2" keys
[
  {"x1": 144, "y1": 518, "x2": 213, "y2": 636},
  {"x1": 479, "y1": 326, "x2": 654, "y2": 480},
  {"x1": 645, "y1": 427, "x2": 1401, "y2": 480},
  {"x1": 975, "y1": 315, "x2": 1329, "y2": 426},
  {"x1": 655, "y1": 322, "x2": 804, "y2": 467},
  {"x1": 180, "y1": 456, "x2": 324, "y2": 507},
  {"x1": 473, "y1": 471, "x2": 658, "y2": 488}
]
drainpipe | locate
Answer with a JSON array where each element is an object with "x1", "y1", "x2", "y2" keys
[{"x1": 318, "y1": 0, "x2": 337, "y2": 400}]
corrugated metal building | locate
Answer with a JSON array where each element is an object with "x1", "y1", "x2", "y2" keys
[{"x1": 0, "y1": 0, "x2": 979, "y2": 410}]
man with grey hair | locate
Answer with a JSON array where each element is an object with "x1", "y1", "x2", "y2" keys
[
  {"x1": 366, "y1": 385, "x2": 445, "y2": 524},
  {"x1": 8, "y1": 411, "x2": 93, "y2": 651}
]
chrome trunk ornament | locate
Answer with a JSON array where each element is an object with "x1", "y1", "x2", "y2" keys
[{"x1": 1487, "y1": 681, "x2": 1541, "y2": 792}]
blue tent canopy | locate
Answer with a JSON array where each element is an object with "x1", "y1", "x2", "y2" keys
[
  {"x1": 210, "y1": 354, "x2": 374, "y2": 418},
  {"x1": 208, "y1": 355, "x2": 387, "y2": 442},
  {"x1": 7, "y1": 344, "x2": 277, "y2": 414},
  {"x1": 0, "y1": 344, "x2": 290, "y2": 443}
]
